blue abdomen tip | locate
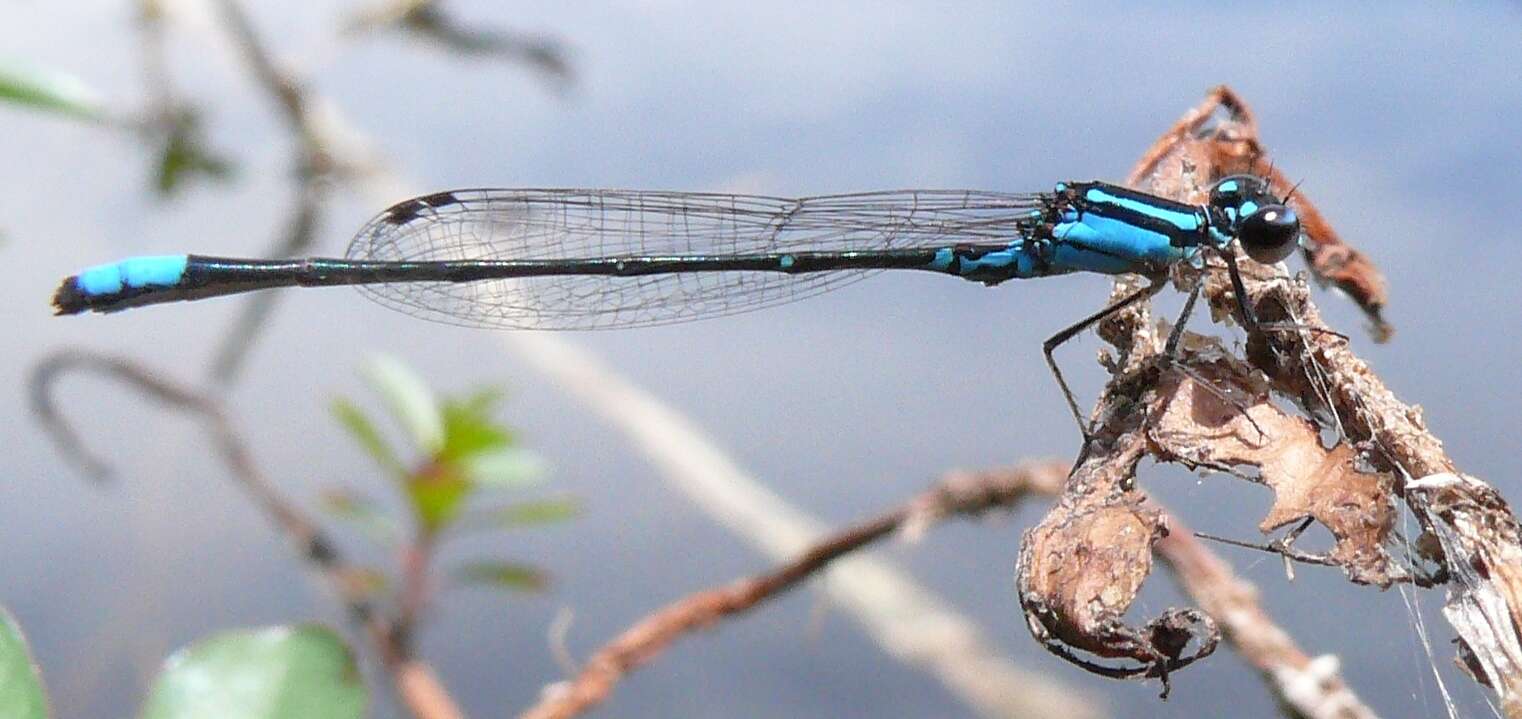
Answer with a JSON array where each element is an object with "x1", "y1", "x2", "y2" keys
[{"x1": 76, "y1": 255, "x2": 189, "y2": 296}]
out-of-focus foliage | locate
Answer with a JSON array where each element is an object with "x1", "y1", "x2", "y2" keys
[
  {"x1": 0, "y1": 59, "x2": 232, "y2": 197},
  {"x1": 453, "y1": 560, "x2": 550, "y2": 591},
  {"x1": 346, "y1": 0, "x2": 572, "y2": 85},
  {"x1": 139, "y1": 626, "x2": 366, "y2": 719},
  {"x1": 0, "y1": 60, "x2": 107, "y2": 122},
  {"x1": 151, "y1": 107, "x2": 235, "y2": 197},
  {"x1": 329, "y1": 355, "x2": 575, "y2": 592},
  {"x1": 0, "y1": 607, "x2": 48, "y2": 719}
]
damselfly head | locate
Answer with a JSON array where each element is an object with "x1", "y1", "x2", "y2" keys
[{"x1": 1208, "y1": 175, "x2": 1300, "y2": 264}]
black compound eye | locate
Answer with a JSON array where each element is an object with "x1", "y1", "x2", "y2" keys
[{"x1": 1238, "y1": 204, "x2": 1300, "y2": 264}]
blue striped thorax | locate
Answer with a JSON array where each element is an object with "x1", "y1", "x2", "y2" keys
[
  {"x1": 1001, "y1": 175, "x2": 1301, "y2": 280},
  {"x1": 924, "y1": 177, "x2": 1300, "y2": 285},
  {"x1": 943, "y1": 174, "x2": 1302, "y2": 283},
  {"x1": 1051, "y1": 181, "x2": 1206, "y2": 273}
]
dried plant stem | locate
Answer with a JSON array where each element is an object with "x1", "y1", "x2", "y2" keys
[
  {"x1": 1011, "y1": 85, "x2": 1522, "y2": 715},
  {"x1": 1137, "y1": 89, "x2": 1522, "y2": 714},
  {"x1": 1155, "y1": 512, "x2": 1378, "y2": 719},
  {"x1": 204, "y1": 0, "x2": 338, "y2": 383},
  {"x1": 517, "y1": 461, "x2": 1081, "y2": 719},
  {"x1": 502, "y1": 331, "x2": 1101, "y2": 719}
]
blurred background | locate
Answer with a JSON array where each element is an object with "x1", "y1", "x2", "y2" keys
[{"x1": 6, "y1": 1, "x2": 1522, "y2": 717}]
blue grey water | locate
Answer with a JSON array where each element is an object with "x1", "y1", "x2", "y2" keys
[{"x1": 5, "y1": 2, "x2": 1521, "y2": 717}]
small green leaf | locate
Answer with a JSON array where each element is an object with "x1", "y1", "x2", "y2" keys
[
  {"x1": 490, "y1": 497, "x2": 580, "y2": 527},
  {"x1": 152, "y1": 109, "x2": 234, "y2": 196},
  {"x1": 331, "y1": 398, "x2": 403, "y2": 477},
  {"x1": 140, "y1": 625, "x2": 365, "y2": 719},
  {"x1": 464, "y1": 448, "x2": 546, "y2": 488},
  {"x1": 0, "y1": 606, "x2": 48, "y2": 719},
  {"x1": 361, "y1": 355, "x2": 444, "y2": 453},
  {"x1": 0, "y1": 60, "x2": 105, "y2": 121},
  {"x1": 438, "y1": 388, "x2": 512, "y2": 461},
  {"x1": 452, "y1": 561, "x2": 549, "y2": 592},
  {"x1": 318, "y1": 489, "x2": 402, "y2": 545}
]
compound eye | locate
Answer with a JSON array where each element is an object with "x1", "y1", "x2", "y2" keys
[
  {"x1": 1209, "y1": 175, "x2": 1266, "y2": 209},
  {"x1": 1238, "y1": 204, "x2": 1300, "y2": 264}
]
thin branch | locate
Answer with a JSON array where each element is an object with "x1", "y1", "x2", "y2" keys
[
  {"x1": 519, "y1": 446, "x2": 1386, "y2": 718},
  {"x1": 346, "y1": 0, "x2": 573, "y2": 86},
  {"x1": 392, "y1": 534, "x2": 437, "y2": 657},
  {"x1": 517, "y1": 461, "x2": 1072, "y2": 719},
  {"x1": 500, "y1": 330, "x2": 1101, "y2": 719},
  {"x1": 1159, "y1": 514, "x2": 1380, "y2": 719},
  {"x1": 207, "y1": 184, "x2": 326, "y2": 381},
  {"x1": 29, "y1": 349, "x2": 463, "y2": 719},
  {"x1": 204, "y1": 0, "x2": 342, "y2": 385},
  {"x1": 213, "y1": 0, "x2": 309, "y2": 137}
]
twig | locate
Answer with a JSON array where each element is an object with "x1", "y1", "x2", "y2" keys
[
  {"x1": 1014, "y1": 85, "x2": 1522, "y2": 715},
  {"x1": 393, "y1": 534, "x2": 437, "y2": 657},
  {"x1": 204, "y1": 0, "x2": 342, "y2": 385},
  {"x1": 1129, "y1": 85, "x2": 1391, "y2": 342},
  {"x1": 501, "y1": 330, "x2": 1101, "y2": 719},
  {"x1": 29, "y1": 349, "x2": 463, "y2": 719},
  {"x1": 1159, "y1": 515, "x2": 1379, "y2": 719},
  {"x1": 517, "y1": 461, "x2": 1074, "y2": 719},
  {"x1": 207, "y1": 184, "x2": 326, "y2": 382},
  {"x1": 1013, "y1": 270, "x2": 1382, "y2": 713},
  {"x1": 1135, "y1": 88, "x2": 1522, "y2": 714},
  {"x1": 346, "y1": 0, "x2": 573, "y2": 85}
]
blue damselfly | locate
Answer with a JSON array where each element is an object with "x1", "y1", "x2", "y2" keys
[{"x1": 53, "y1": 175, "x2": 1301, "y2": 434}]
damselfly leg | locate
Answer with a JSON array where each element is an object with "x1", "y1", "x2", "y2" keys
[{"x1": 1043, "y1": 279, "x2": 1166, "y2": 442}]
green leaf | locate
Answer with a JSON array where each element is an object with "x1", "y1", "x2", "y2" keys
[
  {"x1": 318, "y1": 489, "x2": 402, "y2": 545},
  {"x1": 0, "y1": 60, "x2": 105, "y2": 122},
  {"x1": 360, "y1": 355, "x2": 444, "y2": 454},
  {"x1": 490, "y1": 497, "x2": 580, "y2": 527},
  {"x1": 438, "y1": 388, "x2": 512, "y2": 462},
  {"x1": 331, "y1": 398, "x2": 403, "y2": 477},
  {"x1": 152, "y1": 109, "x2": 234, "y2": 196},
  {"x1": 452, "y1": 561, "x2": 549, "y2": 592},
  {"x1": 463, "y1": 448, "x2": 546, "y2": 488},
  {"x1": 140, "y1": 625, "x2": 365, "y2": 719},
  {"x1": 0, "y1": 607, "x2": 48, "y2": 719}
]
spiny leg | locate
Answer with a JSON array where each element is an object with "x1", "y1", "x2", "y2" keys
[
  {"x1": 1043, "y1": 279, "x2": 1166, "y2": 442},
  {"x1": 1220, "y1": 248, "x2": 1346, "y2": 342},
  {"x1": 1163, "y1": 281, "x2": 1202, "y2": 357},
  {"x1": 1193, "y1": 519, "x2": 1337, "y2": 570},
  {"x1": 1161, "y1": 281, "x2": 1268, "y2": 439}
]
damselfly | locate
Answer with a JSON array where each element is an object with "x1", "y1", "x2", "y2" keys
[{"x1": 52, "y1": 175, "x2": 1301, "y2": 434}]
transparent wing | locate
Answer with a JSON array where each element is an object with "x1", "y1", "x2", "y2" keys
[{"x1": 347, "y1": 188, "x2": 1042, "y2": 329}]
